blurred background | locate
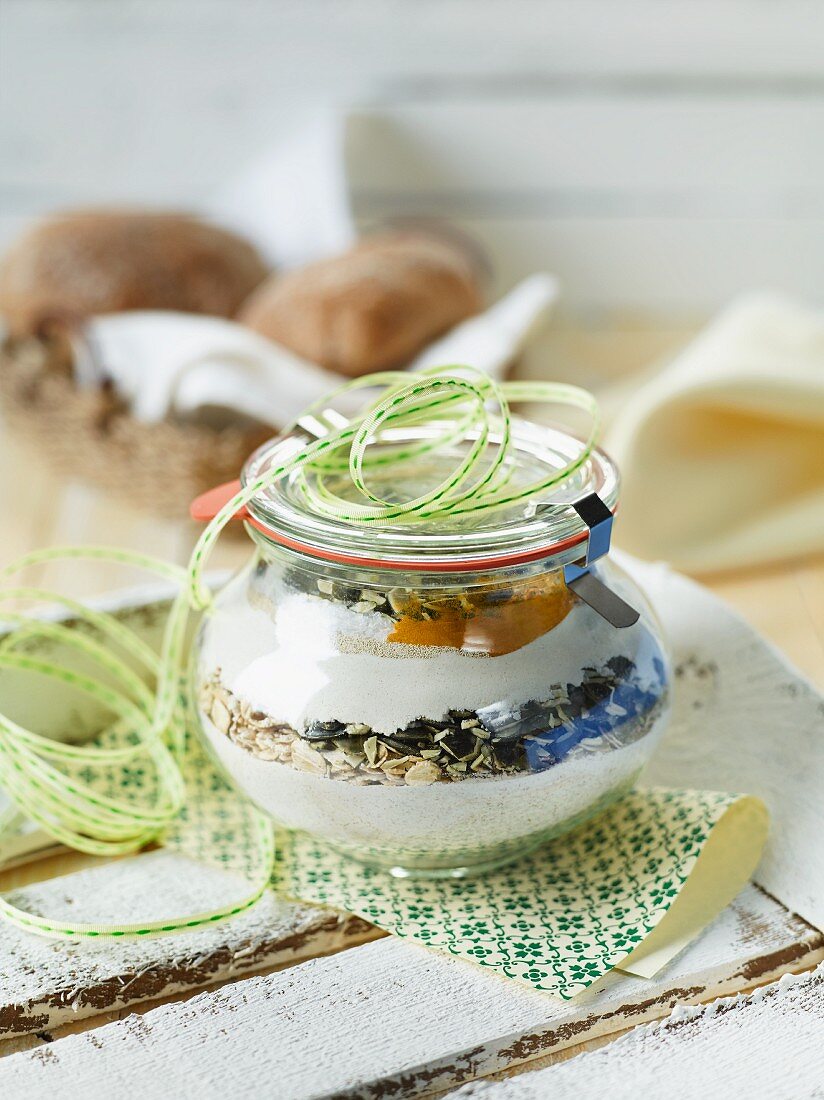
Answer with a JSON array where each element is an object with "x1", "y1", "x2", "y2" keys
[
  {"x1": 0, "y1": 0, "x2": 822, "y2": 680},
  {"x1": 4, "y1": 2, "x2": 824, "y2": 317}
]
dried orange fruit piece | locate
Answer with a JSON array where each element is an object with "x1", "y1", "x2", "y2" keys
[{"x1": 387, "y1": 575, "x2": 574, "y2": 656}]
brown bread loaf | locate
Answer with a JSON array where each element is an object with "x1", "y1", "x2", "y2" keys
[
  {"x1": 0, "y1": 210, "x2": 268, "y2": 334},
  {"x1": 238, "y1": 232, "x2": 483, "y2": 376}
]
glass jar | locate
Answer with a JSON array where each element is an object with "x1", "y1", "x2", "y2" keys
[{"x1": 193, "y1": 417, "x2": 671, "y2": 876}]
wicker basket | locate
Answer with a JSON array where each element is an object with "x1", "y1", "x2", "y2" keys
[{"x1": 0, "y1": 332, "x2": 272, "y2": 520}]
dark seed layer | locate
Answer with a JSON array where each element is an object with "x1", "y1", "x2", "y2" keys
[{"x1": 200, "y1": 657, "x2": 666, "y2": 786}]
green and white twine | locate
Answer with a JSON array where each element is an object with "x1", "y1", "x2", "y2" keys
[{"x1": 0, "y1": 366, "x2": 599, "y2": 938}]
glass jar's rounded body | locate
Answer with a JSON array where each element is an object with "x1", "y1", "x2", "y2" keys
[{"x1": 194, "y1": 532, "x2": 672, "y2": 876}]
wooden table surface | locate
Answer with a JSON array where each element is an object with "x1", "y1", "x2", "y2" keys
[
  {"x1": 0, "y1": 343, "x2": 823, "y2": 1093},
  {"x1": 0, "y1": 545, "x2": 821, "y2": 1095}
]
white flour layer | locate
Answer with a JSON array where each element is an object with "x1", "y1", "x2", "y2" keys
[
  {"x1": 200, "y1": 713, "x2": 662, "y2": 855},
  {"x1": 213, "y1": 591, "x2": 645, "y2": 735}
]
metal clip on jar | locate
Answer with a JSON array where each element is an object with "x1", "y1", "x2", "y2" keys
[{"x1": 191, "y1": 416, "x2": 671, "y2": 877}]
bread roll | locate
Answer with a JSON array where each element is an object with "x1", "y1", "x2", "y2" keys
[
  {"x1": 0, "y1": 210, "x2": 268, "y2": 335},
  {"x1": 238, "y1": 232, "x2": 483, "y2": 376}
]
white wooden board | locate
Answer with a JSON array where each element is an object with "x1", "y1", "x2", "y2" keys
[
  {"x1": 1, "y1": 551, "x2": 823, "y2": 1063},
  {"x1": 449, "y1": 963, "x2": 824, "y2": 1099},
  {"x1": 0, "y1": 850, "x2": 377, "y2": 1039},
  {"x1": 347, "y1": 100, "x2": 824, "y2": 197},
  {"x1": 0, "y1": 884, "x2": 821, "y2": 1098},
  {"x1": 1, "y1": 514, "x2": 822, "y2": 1094}
]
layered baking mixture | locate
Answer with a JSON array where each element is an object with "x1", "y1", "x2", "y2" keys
[{"x1": 198, "y1": 566, "x2": 669, "y2": 791}]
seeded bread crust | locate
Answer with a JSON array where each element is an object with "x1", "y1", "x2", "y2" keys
[
  {"x1": 0, "y1": 210, "x2": 269, "y2": 335},
  {"x1": 238, "y1": 232, "x2": 483, "y2": 377}
]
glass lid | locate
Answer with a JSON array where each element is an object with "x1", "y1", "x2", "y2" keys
[{"x1": 241, "y1": 415, "x2": 620, "y2": 571}]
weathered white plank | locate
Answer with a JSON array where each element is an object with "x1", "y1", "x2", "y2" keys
[
  {"x1": 0, "y1": 850, "x2": 376, "y2": 1039},
  {"x1": 3, "y1": 2, "x2": 824, "y2": 218},
  {"x1": 359, "y1": 215, "x2": 824, "y2": 313},
  {"x1": 1, "y1": 548, "x2": 823, "y2": 1063},
  {"x1": 5, "y1": 0, "x2": 824, "y2": 136},
  {"x1": 346, "y1": 98, "x2": 824, "y2": 311},
  {"x1": 0, "y1": 587, "x2": 379, "y2": 1038},
  {"x1": 0, "y1": 885, "x2": 820, "y2": 1098},
  {"x1": 449, "y1": 963, "x2": 824, "y2": 1099},
  {"x1": 347, "y1": 100, "x2": 824, "y2": 197}
]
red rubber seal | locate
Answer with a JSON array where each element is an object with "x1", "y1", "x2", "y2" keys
[{"x1": 190, "y1": 480, "x2": 602, "y2": 572}]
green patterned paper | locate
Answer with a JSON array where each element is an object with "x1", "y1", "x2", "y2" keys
[
  {"x1": 273, "y1": 789, "x2": 768, "y2": 1000},
  {"x1": 93, "y1": 727, "x2": 274, "y2": 892},
  {"x1": 0, "y1": 727, "x2": 278, "y2": 936},
  {"x1": 1, "y1": 711, "x2": 767, "y2": 982}
]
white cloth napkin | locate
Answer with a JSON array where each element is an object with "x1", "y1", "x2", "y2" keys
[
  {"x1": 605, "y1": 293, "x2": 824, "y2": 573},
  {"x1": 207, "y1": 114, "x2": 356, "y2": 270},
  {"x1": 76, "y1": 312, "x2": 345, "y2": 427},
  {"x1": 76, "y1": 275, "x2": 559, "y2": 429},
  {"x1": 411, "y1": 274, "x2": 558, "y2": 375}
]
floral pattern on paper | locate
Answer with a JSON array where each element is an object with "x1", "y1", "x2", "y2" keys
[{"x1": 273, "y1": 788, "x2": 737, "y2": 1000}]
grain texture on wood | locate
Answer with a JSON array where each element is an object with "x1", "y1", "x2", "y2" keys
[
  {"x1": 0, "y1": 1034, "x2": 43, "y2": 1060},
  {"x1": 449, "y1": 963, "x2": 824, "y2": 1099},
  {"x1": 0, "y1": 850, "x2": 376, "y2": 1039},
  {"x1": 0, "y1": 885, "x2": 820, "y2": 1098}
]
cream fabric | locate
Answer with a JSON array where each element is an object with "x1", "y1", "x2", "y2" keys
[{"x1": 605, "y1": 294, "x2": 824, "y2": 574}]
